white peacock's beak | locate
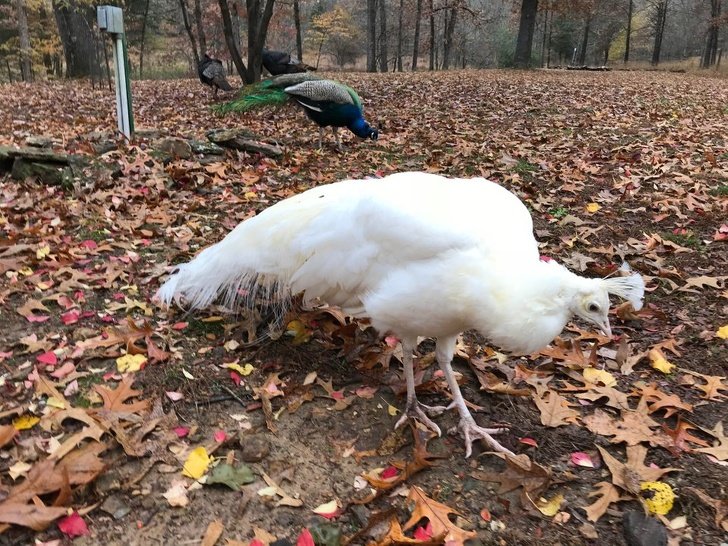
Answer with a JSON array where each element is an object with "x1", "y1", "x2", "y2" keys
[{"x1": 598, "y1": 319, "x2": 612, "y2": 339}]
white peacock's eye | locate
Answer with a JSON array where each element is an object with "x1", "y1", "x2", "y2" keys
[{"x1": 588, "y1": 302, "x2": 600, "y2": 313}]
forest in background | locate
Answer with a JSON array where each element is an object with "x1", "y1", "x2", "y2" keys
[{"x1": 0, "y1": 0, "x2": 725, "y2": 85}]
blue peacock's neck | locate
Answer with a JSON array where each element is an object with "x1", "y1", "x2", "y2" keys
[{"x1": 348, "y1": 116, "x2": 373, "y2": 138}]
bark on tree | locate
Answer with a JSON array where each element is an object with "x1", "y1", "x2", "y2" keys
[
  {"x1": 651, "y1": 0, "x2": 668, "y2": 66},
  {"x1": 194, "y1": 0, "x2": 208, "y2": 54},
  {"x1": 367, "y1": 0, "x2": 377, "y2": 72},
  {"x1": 701, "y1": 0, "x2": 721, "y2": 67},
  {"x1": 139, "y1": 0, "x2": 151, "y2": 78},
  {"x1": 396, "y1": 0, "x2": 404, "y2": 71},
  {"x1": 624, "y1": 0, "x2": 633, "y2": 63},
  {"x1": 540, "y1": 7, "x2": 549, "y2": 68},
  {"x1": 514, "y1": 0, "x2": 538, "y2": 68},
  {"x1": 577, "y1": 14, "x2": 591, "y2": 65},
  {"x1": 379, "y1": 0, "x2": 389, "y2": 72},
  {"x1": 179, "y1": 0, "x2": 201, "y2": 65},
  {"x1": 293, "y1": 0, "x2": 303, "y2": 61},
  {"x1": 429, "y1": 0, "x2": 435, "y2": 70},
  {"x1": 412, "y1": 0, "x2": 422, "y2": 70},
  {"x1": 52, "y1": 0, "x2": 99, "y2": 78},
  {"x1": 15, "y1": 0, "x2": 32, "y2": 81},
  {"x1": 442, "y1": 2, "x2": 458, "y2": 69},
  {"x1": 219, "y1": 0, "x2": 275, "y2": 83}
]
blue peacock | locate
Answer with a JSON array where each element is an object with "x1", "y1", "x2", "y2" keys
[{"x1": 219, "y1": 73, "x2": 379, "y2": 149}]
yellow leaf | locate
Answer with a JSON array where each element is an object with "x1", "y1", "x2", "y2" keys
[
  {"x1": 182, "y1": 368, "x2": 195, "y2": 380},
  {"x1": 182, "y1": 446, "x2": 212, "y2": 479},
  {"x1": 586, "y1": 203, "x2": 601, "y2": 213},
  {"x1": 640, "y1": 481, "x2": 674, "y2": 515},
  {"x1": 36, "y1": 244, "x2": 50, "y2": 260},
  {"x1": 13, "y1": 415, "x2": 40, "y2": 430},
  {"x1": 716, "y1": 325, "x2": 728, "y2": 339},
  {"x1": 536, "y1": 493, "x2": 565, "y2": 516},
  {"x1": 648, "y1": 348, "x2": 675, "y2": 374},
  {"x1": 387, "y1": 403, "x2": 399, "y2": 416},
  {"x1": 19, "y1": 266, "x2": 33, "y2": 276},
  {"x1": 583, "y1": 367, "x2": 617, "y2": 387},
  {"x1": 116, "y1": 353, "x2": 147, "y2": 373},
  {"x1": 286, "y1": 319, "x2": 311, "y2": 345},
  {"x1": 46, "y1": 396, "x2": 66, "y2": 409},
  {"x1": 226, "y1": 362, "x2": 254, "y2": 376}
]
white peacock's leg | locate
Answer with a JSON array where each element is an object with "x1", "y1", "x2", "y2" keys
[
  {"x1": 436, "y1": 336, "x2": 514, "y2": 458},
  {"x1": 394, "y1": 337, "x2": 444, "y2": 436},
  {"x1": 318, "y1": 127, "x2": 324, "y2": 148}
]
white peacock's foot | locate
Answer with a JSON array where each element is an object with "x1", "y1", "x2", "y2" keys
[
  {"x1": 456, "y1": 417, "x2": 514, "y2": 458},
  {"x1": 394, "y1": 399, "x2": 447, "y2": 437}
]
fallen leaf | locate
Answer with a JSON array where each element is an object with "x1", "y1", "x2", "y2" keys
[
  {"x1": 201, "y1": 519, "x2": 224, "y2": 546},
  {"x1": 535, "y1": 493, "x2": 564, "y2": 516},
  {"x1": 206, "y1": 463, "x2": 255, "y2": 490},
  {"x1": 570, "y1": 452, "x2": 595, "y2": 468},
  {"x1": 163, "y1": 481, "x2": 190, "y2": 507},
  {"x1": 648, "y1": 348, "x2": 674, "y2": 374},
  {"x1": 312, "y1": 499, "x2": 342, "y2": 519},
  {"x1": 57, "y1": 512, "x2": 89, "y2": 538},
  {"x1": 13, "y1": 415, "x2": 40, "y2": 430},
  {"x1": 402, "y1": 485, "x2": 476, "y2": 542},
  {"x1": 116, "y1": 353, "x2": 147, "y2": 373},
  {"x1": 532, "y1": 390, "x2": 580, "y2": 427},
  {"x1": 583, "y1": 367, "x2": 617, "y2": 387},
  {"x1": 182, "y1": 446, "x2": 212, "y2": 479}
]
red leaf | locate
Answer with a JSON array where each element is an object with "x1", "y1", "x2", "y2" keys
[
  {"x1": 27, "y1": 314, "x2": 50, "y2": 323},
  {"x1": 413, "y1": 521, "x2": 433, "y2": 539},
  {"x1": 480, "y1": 508, "x2": 491, "y2": 522},
  {"x1": 213, "y1": 430, "x2": 227, "y2": 442},
  {"x1": 250, "y1": 540, "x2": 265, "y2": 546},
  {"x1": 380, "y1": 465, "x2": 399, "y2": 479},
  {"x1": 172, "y1": 322, "x2": 188, "y2": 330},
  {"x1": 519, "y1": 437, "x2": 538, "y2": 447},
  {"x1": 57, "y1": 512, "x2": 89, "y2": 538},
  {"x1": 79, "y1": 240, "x2": 98, "y2": 250},
  {"x1": 61, "y1": 310, "x2": 80, "y2": 325},
  {"x1": 296, "y1": 528, "x2": 315, "y2": 546},
  {"x1": 173, "y1": 426, "x2": 190, "y2": 438},
  {"x1": 230, "y1": 371, "x2": 242, "y2": 386},
  {"x1": 36, "y1": 352, "x2": 57, "y2": 366}
]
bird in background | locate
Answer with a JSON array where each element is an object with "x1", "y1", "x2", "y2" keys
[
  {"x1": 155, "y1": 172, "x2": 644, "y2": 457},
  {"x1": 198, "y1": 53, "x2": 233, "y2": 99},
  {"x1": 218, "y1": 73, "x2": 378, "y2": 149},
  {"x1": 262, "y1": 48, "x2": 316, "y2": 76}
]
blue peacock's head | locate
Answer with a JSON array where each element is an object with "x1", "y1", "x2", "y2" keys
[{"x1": 350, "y1": 118, "x2": 379, "y2": 141}]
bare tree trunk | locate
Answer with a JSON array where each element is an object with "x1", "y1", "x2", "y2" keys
[
  {"x1": 514, "y1": 0, "x2": 538, "y2": 68},
  {"x1": 577, "y1": 14, "x2": 591, "y2": 65},
  {"x1": 702, "y1": 0, "x2": 721, "y2": 67},
  {"x1": 139, "y1": 0, "x2": 151, "y2": 78},
  {"x1": 624, "y1": 0, "x2": 633, "y2": 63},
  {"x1": 546, "y1": 9, "x2": 553, "y2": 67},
  {"x1": 194, "y1": 0, "x2": 208, "y2": 55},
  {"x1": 396, "y1": 0, "x2": 404, "y2": 71},
  {"x1": 179, "y1": 0, "x2": 200, "y2": 65},
  {"x1": 540, "y1": 7, "x2": 548, "y2": 68},
  {"x1": 412, "y1": 0, "x2": 422, "y2": 70},
  {"x1": 15, "y1": 0, "x2": 32, "y2": 81},
  {"x1": 367, "y1": 0, "x2": 377, "y2": 72},
  {"x1": 218, "y1": 0, "x2": 246, "y2": 79},
  {"x1": 52, "y1": 0, "x2": 99, "y2": 78},
  {"x1": 293, "y1": 0, "x2": 303, "y2": 60},
  {"x1": 231, "y1": 1, "x2": 242, "y2": 57},
  {"x1": 378, "y1": 0, "x2": 388, "y2": 72},
  {"x1": 245, "y1": 0, "x2": 276, "y2": 82},
  {"x1": 651, "y1": 0, "x2": 668, "y2": 66},
  {"x1": 442, "y1": 2, "x2": 458, "y2": 70},
  {"x1": 429, "y1": 0, "x2": 435, "y2": 70}
]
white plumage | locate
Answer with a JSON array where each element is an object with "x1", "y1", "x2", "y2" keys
[{"x1": 156, "y1": 172, "x2": 644, "y2": 456}]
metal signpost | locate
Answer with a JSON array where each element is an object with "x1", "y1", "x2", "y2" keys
[{"x1": 97, "y1": 6, "x2": 134, "y2": 139}]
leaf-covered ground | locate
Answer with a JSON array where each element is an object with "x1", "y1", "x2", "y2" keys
[{"x1": 0, "y1": 70, "x2": 727, "y2": 546}]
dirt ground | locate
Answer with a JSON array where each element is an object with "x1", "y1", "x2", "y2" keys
[{"x1": 0, "y1": 69, "x2": 727, "y2": 545}]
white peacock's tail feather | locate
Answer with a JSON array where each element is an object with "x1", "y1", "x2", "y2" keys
[{"x1": 601, "y1": 268, "x2": 645, "y2": 311}]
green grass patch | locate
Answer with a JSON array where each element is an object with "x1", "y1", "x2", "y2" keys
[
  {"x1": 709, "y1": 184, "x2": 728, "y2": 196},
  {"x1": 549, "y1": 206, "x2": 570, "y2": 219}
]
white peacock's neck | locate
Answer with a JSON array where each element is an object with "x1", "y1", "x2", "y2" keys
[{"x1": 473, "y1": 259, "x2": 589, "y2": 355}]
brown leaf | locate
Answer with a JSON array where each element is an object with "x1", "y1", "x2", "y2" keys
[
  {"x1": 684, "y1": 487, "x2": 728, "y2": 531},
  {"x1": 201, "y1": 519, "x2": 224, "y2": 546},
  {"x1": 696, "y1": 422, "x2": 728, "y2": 461},
  {"x1": 597, "y1": 444, "x2": 680, "y2": 494},
  {"x1": 402, "y1": 485, "x2": 476, "y2": 543},
  {"x1": 532, "y1": 390, "x2": 580, "y2": 427},
  {"x1": 583, "y1": 409, "x2": 667, "y2": 447},
  {"x1": 584, "y1": 481, "x2": 623, "y2": 522},
  {"x1": 577, "y1": 385, "x2": 631, "y2": 410},
  {"x1": 93, "y1": 375, "x2": 150, "y2": 414},
  {"x1": 0, "y1": 503, "x2": 68, "y2": 531},
  {"x1": 0, "y1": 425, "x2": 18, "y2": 448},
  {"x1": 473, "y1": 453, "x2": 551, "y2": 504},
  {"x1": 662, "y1": 417, "x2": 710, "y2": 454},
  {"x1": 638, "y1": 383, "x2": 693, "y2": 417},
  {"x1": 376, "y1": 515, "x2": 446, "y2": 546}
]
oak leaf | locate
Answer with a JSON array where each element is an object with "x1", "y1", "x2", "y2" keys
[
  {"x1": 584, "y1": 481, "x2": 623, "y2": 522},
  {"x1": 696, "y1": 422, "x2": 728, "y2": 461},
  {"x1": 532, "y1": 390, "x2": 580, "y2": 427},
  {"x1": 402, "y1": 486, "x2": 476, "y2": 544},
  {"x1": 473, "y1": 453, "x2": 551, "y2": 504},
  {"x1": 93, "y1": 375, "x2": 150, "y2": 414},
  {"x1": 662, "y1": 417, "x2": 710, "y2": 454},
  {"x1": 583, "y1": 409, "x2": 667, "y2": 447}
]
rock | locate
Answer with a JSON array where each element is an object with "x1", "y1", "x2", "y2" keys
[
  {"x1": 623, "y1": 510, "x2": 667, "y2": 546},
  {"x1": 155, "y1": 137, "x2": 192, "y2": 160},
  {"x1": 0, "y1": 145, "x2": 86, "y2": 186},
  {"x1": 11, "y1": 158, "x2": 74, "y2": 186},
  {"x1": 239, "y1": 433, "x2": 270, "y2": 463},
  {"x1": 25, "y1": 136, "x2": 53, "y2": 148},
  {"x1": 99, "y1": 494, "x2": 131, "y2": 520},
  {"x1": 190, "y1": 140, "x2": 225, "y2": 155},
  {"x1": 135, "y1": 127, "x2": 162, "y2": 140},
  {"x1": 207, "y1": 128, "x2": 283, "y2": 157}
]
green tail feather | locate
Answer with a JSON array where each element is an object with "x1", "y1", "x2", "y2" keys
[{"x1": 215, "y1": 86, "x2": 290, "y2": 114}]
